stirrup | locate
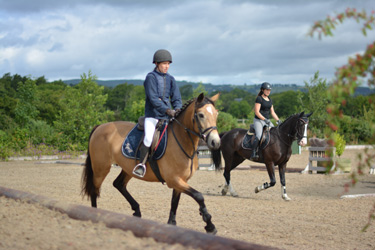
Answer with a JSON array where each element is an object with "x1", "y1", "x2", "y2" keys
[{"x1": 133, "y1": 163, "x2": 146, "y2": 178}]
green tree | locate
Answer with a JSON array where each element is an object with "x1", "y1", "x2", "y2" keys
[
  {"x1": 123, "y1": 99, "x2": 145, "y2": 122},
  {"x1": 193, "y1": 83, "x2": 208, "y2": 97},
  {"x1": 297, "y1": 72, "x2": 329, "y2": 138},
  {"x1": 121, "y1": 85, "x2": 145, "y2": 122},
  {"x1": 105, "y1": 83, "x2": 135, "y2": 120},
  {"x1": 180, "y1": 84, "x2": 194, "y2": 101},
  {"x1": 54, "y1": 71, "x2": 113, "y2": 150},
  {"x1": 36, "y1": 80, "x2": 66, "y2": 125},
  {"x1": 271, "y1": 90, "x2": 300, "y2": 118},
  {"x1": 228, "y1": 100, "x2": 251, "y2": 119},
  {"x1": 216, "y1": 111, "x2": 237, "y2": 133},
  {"x1": 14, "y1": 78, "x2": 39, "y2": 126}
]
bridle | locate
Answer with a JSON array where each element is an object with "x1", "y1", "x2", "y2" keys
[
  {"x1": 170, "y1": 99, "x2": 218, "y2": 167},
  {"x1": 277, "y1": 117, "x2": 308, "y2": 146}
]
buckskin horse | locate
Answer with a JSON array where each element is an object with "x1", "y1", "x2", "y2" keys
[
  {"x1": 81, "y1": 93, "x2": 220, "y2": 234},
  {"x1": 211, "y1": 112, "x2": 311, "y2": 200}
]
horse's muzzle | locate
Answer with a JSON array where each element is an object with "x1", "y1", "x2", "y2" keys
[{"x1": 207, "y1": 132, "x2": 221, "y2": 150}]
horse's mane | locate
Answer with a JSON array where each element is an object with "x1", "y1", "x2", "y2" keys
[
  {"x1": 281, "y1": 113, "x2": 300, "y2": 125},
  {"x1": 175, "y1": 96, "x2": 215, "y2": 118}
]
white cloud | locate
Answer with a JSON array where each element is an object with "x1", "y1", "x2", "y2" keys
[{"x1": 0, "y1": 0, "x2": 374, "y2": 84}]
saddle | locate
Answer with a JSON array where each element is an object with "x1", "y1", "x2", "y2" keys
[
  {"x1": 122, "y1": 117, "x2": 168, "y2": 161},
  {"x1": 242, "y1": 124, "x2": 270, "y2": 151},
  {"x1": 137, "y1": 116, "x2": 166, "y2": 153}
]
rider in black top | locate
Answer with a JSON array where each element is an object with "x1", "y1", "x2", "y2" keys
[{"x1": 251, "y1": 82, "x2": 281, "y2": 160}]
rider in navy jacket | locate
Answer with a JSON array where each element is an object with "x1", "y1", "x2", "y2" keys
[
  {"x1": 144, "y1": 69, "x2": 182, "y2": 119},
  {"x1": 133, "y1": 49, "x2": 182, "y2": 178}
]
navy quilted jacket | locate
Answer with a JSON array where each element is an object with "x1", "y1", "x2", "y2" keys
[{"x1": 144, "y1": 69, "x2": 182, "y2": 119}]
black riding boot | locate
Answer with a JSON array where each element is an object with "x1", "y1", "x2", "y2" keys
[
  {"x1": 133, "y1": 143, "x2": 150, "y2": 178},
  {"x1": 250, "y1": 137, "x2": 259, "y2": 160}
]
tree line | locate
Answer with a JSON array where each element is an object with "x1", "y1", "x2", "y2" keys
[{"x1": 0, "y1": 70, "x2": 373, "y2": 159}]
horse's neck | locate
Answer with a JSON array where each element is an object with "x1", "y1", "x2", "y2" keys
[
  {"x1": 274, "y1": 118, "x2": 297, "y2": 145},
  {"x1": 172, "y1": 108, "x2": 200, "y2": 153}
]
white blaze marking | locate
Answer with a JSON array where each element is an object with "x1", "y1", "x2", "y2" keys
[
  {"x1": 301, "y1": 124, "x2": 307, "y2": 146},
  {"x1": 206, "y1": 106, "x2": 213, "y2": 115}
]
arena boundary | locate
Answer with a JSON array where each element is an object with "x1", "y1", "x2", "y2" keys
[{"x1": 0, "y1": 186, "x2": 277, "y2": 250}]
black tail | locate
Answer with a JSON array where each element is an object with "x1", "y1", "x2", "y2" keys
[
  {"x1": 81, "y1": 125, "x2": 100, "y2": 199},
  {"x1": 211, "y1": 132, "x2": 226, "y2": 171}
]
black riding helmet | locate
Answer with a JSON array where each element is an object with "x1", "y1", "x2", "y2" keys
[
  {"x1": 153, "y1": 49, "x2": 172, "y2": 63},
  {"x1": 261, "y1": 82, "x2": 272, "y2": 90}
]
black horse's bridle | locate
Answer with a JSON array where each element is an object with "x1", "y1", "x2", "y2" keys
[{"x1": 277, "y1": 117, "x2": 308, "y2": 146}]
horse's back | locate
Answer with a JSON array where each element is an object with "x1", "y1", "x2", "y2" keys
[
  {"x1": 89, "y1": 121, "x2": 135, "y2": 158},
  {"x1": 221, "y1": 128, "x2": 247, "y2": 151}
]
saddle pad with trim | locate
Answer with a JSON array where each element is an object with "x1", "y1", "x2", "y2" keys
[
  {"x1": 242, "y1": 126, "x2": 270, "y2": 150},
  {"x1": 122, "y1": 122, "x2": 167, "y2": 160}
]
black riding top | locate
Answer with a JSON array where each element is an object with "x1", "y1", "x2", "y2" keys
[{"x1": 255, "y1": 96, "x2": 272, "y2": 119}]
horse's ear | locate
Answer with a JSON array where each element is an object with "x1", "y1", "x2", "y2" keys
[
  {"x1": 197, "y1": 93, "x2": 205, "y2": 103},
  {"x1": 299, "y1": 111, "x2": 305, "y2": 118},
  {"x1": 210, "y1": 92, "x2": 220, "y2": 103},
  {"x1": 306, "y1": 112, "x2": 313, "y2": 117}
]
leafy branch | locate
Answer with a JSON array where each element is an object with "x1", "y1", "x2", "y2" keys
[{"x1": 310, "y1": 8, "x2": 375, "y2": 231}]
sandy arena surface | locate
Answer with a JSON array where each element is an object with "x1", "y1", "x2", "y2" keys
[{"x1": 1, "y1": 148, "x2": 375, "y2": 249}]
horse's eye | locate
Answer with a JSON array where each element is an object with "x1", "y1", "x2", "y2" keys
[{"x1": 198, "y1": 113, "x2": 204, "y2": 119}]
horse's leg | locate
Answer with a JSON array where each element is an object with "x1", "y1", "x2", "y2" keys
[
  {"x1": 167, "y1": 189, "x2": 181, "y2": 225},
  {"x1": 184, "y1": 186, "x2": 216, "y2": 234},
  {"x1": 221, "y1": 150, "x2": 244, "y2": 196},
  {"x1": 84, "y1": 155, "x2": 111, "y2": 208},
  {"x1": 221, "y1": 154, "x2": 232, "y2": 196},
  {"x1": 255, "y1": 162, "x2": 276, "y2": 193},
  {"x1": 278, "y1": 163, "x2": 291, "y2": 201},
  {"x1": 113, "y1": 170, "x2": 141, "y2": 217},
  {"x1": 223, "y1": 154, "x2": 244, "y2": 197},
  {"x1": 172, "y1": 179, "x2": 216, "y2": 234}
]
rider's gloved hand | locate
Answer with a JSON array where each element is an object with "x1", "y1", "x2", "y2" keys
[
  {"x1": 276, "y1": 120, "x2": 282, "y2": 125},
  {"x1": 166, "y1": 109, "x2": 176, "y2": 117},
  {"x1": 264, "y1": 118, "x2": 271, "y2": 126}
]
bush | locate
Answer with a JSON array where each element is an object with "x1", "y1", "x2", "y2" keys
[
  {"x1": 217, "y1": 112, "x2": 237, "y2": 133},
  {"x1": 334, "y1": 132, "x2": 346, "y2": 157},
  {"x1": 28, "y1": 120, "x2": 57, "y2": 145}
]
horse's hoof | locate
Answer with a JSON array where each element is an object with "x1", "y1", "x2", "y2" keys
[
  {"x1": 167, "y1": 220, "x2": 177, "y2": 226},
  {"x1": 221, "y1": 189, "x2": 227, "y2": 196},
  {"x1": 205, "y1": 225, "x2": 217, "y2": 235},
  {"x1": 231, "y1": 192, "x2": 239, "y2": 197},
  {"x1": 282, "y1": 195, "x2": 291, "y2": 201},
  {"x1": 255, "y1": 187, "x2": 259, "y2": 193},
  {"x1": 133, "y1": 211, "x2": 141, "y2": 217}
]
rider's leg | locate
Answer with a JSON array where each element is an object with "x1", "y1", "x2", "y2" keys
[
  {"x1": 250, "y1": 118, "x2": 263, "y2": 160},
  {"x1": 133, "y1": 117, "x2": 158, "y2": 177}
]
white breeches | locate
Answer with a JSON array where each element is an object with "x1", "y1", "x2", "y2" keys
[{"x1": 143, "y1": 117, "x2": 158, "y2": 147}]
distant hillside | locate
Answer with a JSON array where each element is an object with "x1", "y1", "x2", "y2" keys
[{"x1": 62, "y1": 79, "x2": 375, "y2": 96}]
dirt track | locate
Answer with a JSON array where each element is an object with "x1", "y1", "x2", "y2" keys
[{"x1": 1, "y1": 149, "x2": 375, "y2": 249}]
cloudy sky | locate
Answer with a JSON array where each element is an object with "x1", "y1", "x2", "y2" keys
[{"x1": 1, "y1": 0, "x2": 374, "y2": 85}]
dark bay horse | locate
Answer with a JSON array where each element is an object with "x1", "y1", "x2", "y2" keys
[
  {"x1": 211, "y1": 112, "x2": 311, "y2": 201},
  {"x1": 81, "y1": 93, "x2": 220, "y2": 234}
]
